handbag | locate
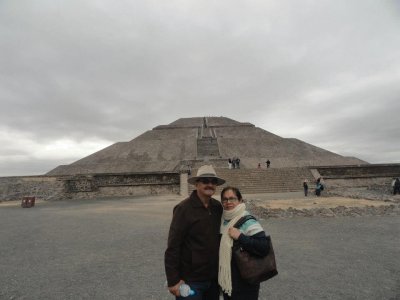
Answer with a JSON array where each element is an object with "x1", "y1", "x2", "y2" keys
[{"x1": 232, "y1": 215, "x2": 278, "y2": 284}]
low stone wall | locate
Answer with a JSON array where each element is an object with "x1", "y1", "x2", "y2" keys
[
  {"x1": 317, "y1": 164, "x2": 400, "y2": 179},
  {"x1": 0, "y1": 172, "x2": 181, "y2": 201},
  {"x1": 325, "y1": 186, "x2": 400, "y2": 203},
  {"x1": 247, "y1": 200, "x2": 400, "y2": 218},
  {"x1": 314, "y1": 164, "x2": 400, "y2": 201},
  {"x1": 0, "y1": 176, "x2": 64, "y2": 201},
  {"x1": 323, "y1": 177, "x2": 392, "y2": 188},
  {"x1": 64, "y1": 172, "x2": 180, "y2": 199}
]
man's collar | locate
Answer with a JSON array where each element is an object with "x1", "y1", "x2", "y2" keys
[{"x1": 189, "y1": 190, "x2": 218, "y2": 207}]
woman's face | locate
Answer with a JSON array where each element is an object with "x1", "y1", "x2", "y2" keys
[{"x1": 221, "y1": 189, "x2": 241, "y2": 211}]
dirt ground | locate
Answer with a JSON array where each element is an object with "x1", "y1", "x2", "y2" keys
[
  {"x1": 239, "y1": 191, "x2": 394, "y2": 209},
  {"x1": 254, "y1": 197, "x2": 393, "y2": 209},
  {"x1": 1, "y1": 193, "x2": 399, "y2": 299},
  {"x1": 1, "y1": 192, "x2": 394, "y2": 210}
]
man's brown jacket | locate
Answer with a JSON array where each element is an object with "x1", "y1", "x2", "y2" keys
[{"x1": 164, "y1": 190, "x2": 223, "y2": 286}]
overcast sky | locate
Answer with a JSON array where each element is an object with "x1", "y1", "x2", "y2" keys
[{"x1": 1, "y1": 0, "x2": 399, "y2": 176}]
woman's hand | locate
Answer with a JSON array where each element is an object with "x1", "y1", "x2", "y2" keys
[{"x1": 228, "y1": 227, "x2": 241, "y2": 240}]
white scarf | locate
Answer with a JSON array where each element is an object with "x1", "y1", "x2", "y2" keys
[{"x1": 218, "y1": 203, "x2": 246, "y2": 296}]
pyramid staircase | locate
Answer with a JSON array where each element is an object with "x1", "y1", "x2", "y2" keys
[
  {"x1": 189, "y1": 167, "x2": 315, "y2": 194},
  {"x1": 196, "y1": 118, "x2": 221, "y2": 158},
  {"x1": 197, "y1": 137, "x2": 220, "y2": 158}
]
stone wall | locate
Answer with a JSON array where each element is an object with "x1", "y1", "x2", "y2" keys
[
  {"x1": 247, "y1": 200, "x2": 399, "y2": 218},
  {"x1": 0, "y1": 176, "x2": 65, "y2": 201},
  {"x1": 313, "y1": 164, "x2": 400, "y2": 202},
  {"x1": 314, "y1": 164, "x2": 400, "y2": 194},
  {"x1": 316, "y1": 164, "x2": 400, "y2": 179},
  {"x1": 322, "y1": 177, "x2": 392, "y2": 188},
  {"x1": 0, "y1": 172, "x2": 180, "y2": 201},
  {"x1": 63, "y1": 172, "x2": 180, "y2": 199}
]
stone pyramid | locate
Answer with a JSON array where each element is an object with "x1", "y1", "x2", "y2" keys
[{"x1": 47, "y1": 116, "x2": 366, "y2": 175}]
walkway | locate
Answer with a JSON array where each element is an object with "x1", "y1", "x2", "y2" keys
[{"x1": 0, "y1": 195, "x2": 399, "y2": 299}]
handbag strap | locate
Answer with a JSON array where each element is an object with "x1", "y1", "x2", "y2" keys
[{"x1": 233, "y1": 215, "x2": 256, "y2": 229}]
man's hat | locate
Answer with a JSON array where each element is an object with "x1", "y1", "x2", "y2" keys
[{"x1": 187, "y1": 165, "x2": 226, "y2": 186}]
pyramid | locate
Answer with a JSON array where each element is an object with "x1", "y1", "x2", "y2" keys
[{"x1": 47, "y1": 116, "x2": 366, "y2": 175}]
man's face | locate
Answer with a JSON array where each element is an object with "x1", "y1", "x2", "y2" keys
[{"x1": 195, "y1": 178, "x2": 218, "y2": 198}]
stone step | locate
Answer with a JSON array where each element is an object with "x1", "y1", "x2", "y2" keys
[
  {"x1": 197, "y1": 137, "x2": 220, "y2": 157},
  {"x1": 188, "y1": 167, "x2": 315, "y2": 194}
]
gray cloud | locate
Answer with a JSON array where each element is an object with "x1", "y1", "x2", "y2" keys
[{"x1": 1, "y1": 0, "x2": 400, "y2": 175}]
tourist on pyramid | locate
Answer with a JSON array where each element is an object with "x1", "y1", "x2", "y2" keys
[
  {"x1": 232, "y1": 157, "x2": 237, "y2": 169},
  {"x1": 235, "y1": 157, "x2": 240, "y2": 169},
  {"x1": 165, "y1": 165, "x2": 225, "y2": 299},
  {"x1": 266, "y1": 160, "x2": 270, "y2": 168}
]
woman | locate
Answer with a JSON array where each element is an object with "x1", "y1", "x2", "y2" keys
[{"x1": 218, "y1": 186, "x2": 270, "y2": 300}]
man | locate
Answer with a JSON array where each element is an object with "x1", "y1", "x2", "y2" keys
[
  {"x1": 315, "y1": 177, "x2": 324, "y2": 196},
  {"x1": 165, "y1": 165, "x2": 225, "y2": 299},
  {"x1": 235, "y1": 157, "x2": 240, "y2": 169},
  {"x1": 303, "y1": 179, "x2": 308, "y2": 197},
  {"x1": 394, "y1": 178, "x2": 400, "y2": 195}
]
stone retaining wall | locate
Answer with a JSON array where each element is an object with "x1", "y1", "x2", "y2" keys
[
  {"x1": 64, "y1": 172, "x2": 180, "y2": 199},
  {"x1": 317, "y1": 164, "x2": 400, "y2": 179},
  {"x1": 247, "y1": 200, "x2": 400, "y2": 218},
  {"x1": 0, "y1": 172, "x2": 180, "y2": 201},
  {"x1": 323, "y1": 177, "x2": 393, "y2": 188},
  {"x1": 314, "y1": 164, "x2": 400, "y2": 202},
  {"x1": 0, "y1": 176, "x2": 65, "y2": 201}
]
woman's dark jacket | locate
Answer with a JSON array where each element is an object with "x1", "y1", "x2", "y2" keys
[
  {"x1": 231, "y1": 220, "x2": 270, "y2": 293},
  {"x1": 164, "y1": 190, "x2": 223, "y2": 287}
]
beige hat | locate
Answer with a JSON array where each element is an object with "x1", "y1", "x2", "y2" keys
[{"x1": 187, "y1": 165, "x2": 226, "y2": 186}]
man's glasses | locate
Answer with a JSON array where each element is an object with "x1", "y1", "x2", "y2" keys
[
  {"x1": 221, "y1": 197, "x2": 239, "y2": 203},
  {"x1": 197, "y1": 178, "x2": 218, "y2": 185}
]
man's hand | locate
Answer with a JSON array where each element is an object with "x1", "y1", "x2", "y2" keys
[
  {"x1": 228, "y1": 227, "x2": 241, "y2": 240},
  {"x1": 168, "y1": 279, "x2": 184, "y2": 296}
]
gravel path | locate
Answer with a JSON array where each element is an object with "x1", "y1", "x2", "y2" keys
[{"x1": 1, "y1": 196, "x2": 399, "y2": 299}]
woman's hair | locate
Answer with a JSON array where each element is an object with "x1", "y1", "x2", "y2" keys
[{"x1": 220, "y1": 186, "x2": 243, "y2": 201}]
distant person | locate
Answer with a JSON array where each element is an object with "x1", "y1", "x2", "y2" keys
[
  {"x1": 266, "y1": 160, "x2": 270, "y2": 168},
  {"x1": 232, "y1": 157, "x2": 237, "y2": 169},
  {"x1": 236, "y1": 158, "x2": 240, "y2": 169},
  {"x1": 315, "y1": 178, "x2": 323, "y2": 197},
  {"x1": 258, "y1": 163, "x2": 261, "y2": 169},
  {"x1": 228, "y1": 158, "x2": 233, "y2": 169},
  {"x1": 165, "y1": 165, "x2": 226, "y2": 299},
  {"x1": 394, "y1": 178, "x2": 400, "y2": 195},
  {"x1": 303, "y1": 180, "x2": 308, "y2": 197}
]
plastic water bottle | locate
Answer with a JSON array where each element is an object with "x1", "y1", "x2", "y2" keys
[{"x1": 179, "y1": 283, "x2": 195, "y2": 297}]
